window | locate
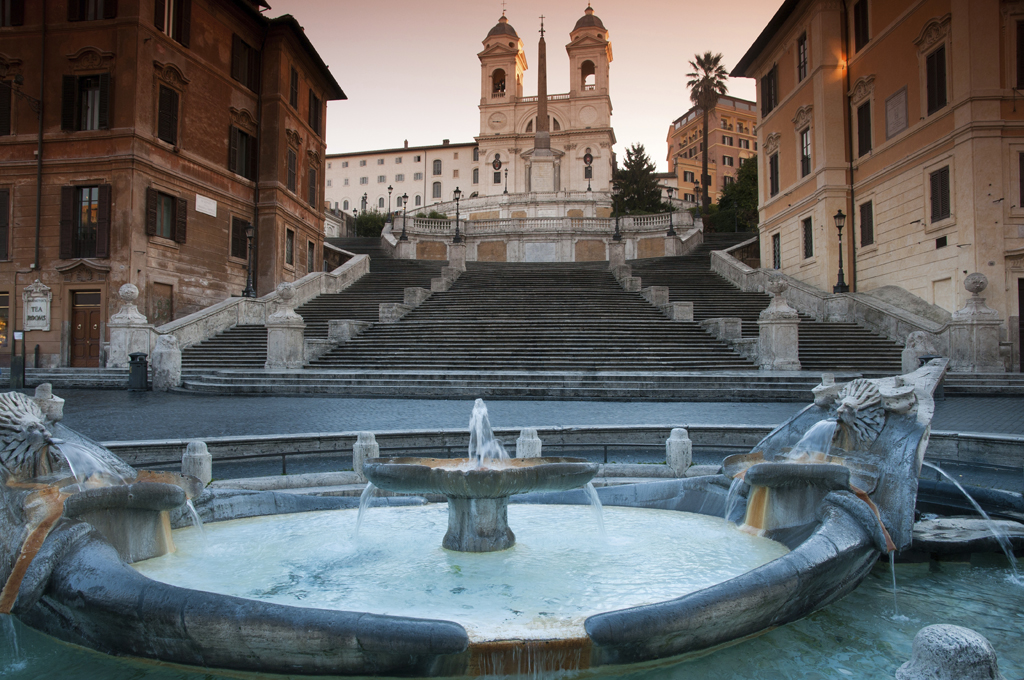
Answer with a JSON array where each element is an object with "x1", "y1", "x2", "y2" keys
[
  {"x1": 341, "y1": 161, "x2": 349, "y2": 168},
  {"x1": 308, "y1": 168, "x2": 317, "y2": 207},
  {"x1": 343, "y1": 179, "x2": 349, "y2": 186},
  {"x1": 1020, "y1": 153, "x2": 1024, "y2": 208},
  {"x1": 860, "y1": 200, "x2": 874, "y2": 246},
  {"x1": 722, "y1": 155, "x2": 734, "y2": 167},
  {"x1": 285, "y1": 229, "x2": 294, "y2": 266},
  {"x1": 772, "y1": 233, "x2": 781, "y2": 269},
  {"x1": 415, "y1": 194, "x2": 421, "y2": 206},
  {"x1": 230, "y1": 217, "x2": 248, "y2": 259},
  {"x1": 155, "y1": 0, "x2": 190, "y2": 46},
  {"x1": 343, "y1": 199, "x2": 349, "y2": 210},
  {"x1": 739, "y1": 137, "x2": 751, "y2": 148},
  {"x1": 307, "y1": 241, "x2": 315, "y2": 273},
  {"x1": 768, "y1": 153, "x2": 779, "y2": 196},
  {"x1": 493, "y1": 171, "x2": 501, "y2": 184},
  {"x1": 723, "y1": 176, "x2": 735, "y2": 186},
  {"x1": 936, "y1": 236, "x2": 947, "y2": 249},
  {"x1": 359, "y1": 177, "x2": 368, "y2": 185},
  {"x1": 228, "y1": 126, "x2": 256, "y2": 180},
  {"x1": 414, "y1": 172, "x2": 423, "y2": 181},
  {"x1": 1018, "y1": 21, "x2": 1024, "y2": 90},
  {"x1": 0, "y1": 0, "x2": 24, "y2": 26},
  {"x1": 683, "y1": 171, "x2": 695, "y2": 183},
  {"x1": 359, "y1": 160, "x2": 367, "y2": 167},
  {"x1": 802, "y1": 217, "x2": 813, "y2": 259},
  {"x1": 0, "y1": 81, "x2": 12, "y2": 136},
  {"x1": 797, "y1": 32, "x2": 808, "y2": 81},
  {"x1": 231, "y1": 35, "x2": 260, "y2": 92},
  {"x1": 0, "y1": 188, "x2": 8, "y2": 260},
  {"x1": 377, "y1": 175, "x2": 386, "y2": 183},
  {"x1": 68, "y1": 0, "x2": 116, "y2": 21},
  {"x1": 473, "y1": 147, "x2": 479, "y2": 161},
  {"x1": 926, "y1": 45, "x2": 947, "y2": 115},
  {"x1": 857, "y1": 102, "x2": 871, "y2": 157},
  {"x1": 472, "y1": 168, "x2": 479, "y2": 184},
  {"x1": 432, "y1": 159, "x2": 442, "y2": 176},
  {"x1": 0, "y1": 293, "x2": 8, "y2": 350},
  {"x1": 60, "y1": 185, "x2": 111, "y2": 259},
  {"x1": 61, "y1": 74, "x2": 110, "y2": 131},
  {"x1": 761, "y1": 64, "x2": 778, "y2": 116},
  {"x1": 308, "y1": 90, "x2": 322, "y2": 136},
  {"x1": 377, "y1": 158, "x2": 384, "y2": 165},
  {"x1": 157, "y1": 86, "x2": 179, "y2": 145},
  {"x1": 432, "y1": 182, "x2": 441, "y2": 199},
  {"x1": 799, "y1": 128, "x2": 811, "y2": 177},
  {"x1": 683, "y1": 193, "x2": 695, "y2": 202},
  {"x1": 453, "y1": 152, "x2": 459, "y2": 160},
  {"x1": 722, "y1": 135, "x2": 733, "y2": 146},
  {"x1": 584, "y1": 166, "x2": 592, "y2": 179},
  {"x1": 395, "y1": 157, "x2": 402, "y2": 164},
  {"x1": 414, "y1": 155, "x2": 421, "y2": 162},
  {"x1": 377, "y1": 197, "x2": 384, "y2": 208},
  {"x1": 853, "y1": 0, "x2": 869, "y2": 51},
  {"x1": 326, "y1": 179, "x2": 332, "y2": 187},
  {"x1": 395, "y1": 174, "x2": 404, "y2": 182},
  {"x1": 930, "y1": 165, "x2": 950, "y2": 222},
  {"x1": 146, "y1": 188, "x2": 186, "y2": 242},
  {"x1": 289, "y1": 67, "x2": 299, "y2": 108},
  {"x1": 453, "y1": 169, "x2": 459, "y2": 178}
]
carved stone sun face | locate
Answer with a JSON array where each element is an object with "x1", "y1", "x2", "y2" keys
[{"x1": 0, "y1": 392, "x2": 57, "y2": 481}]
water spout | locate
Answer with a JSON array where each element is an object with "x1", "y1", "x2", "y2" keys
[
  {"x1": 355, "y1": 482, "x2": 378, "y2": 536},
  {"x1": 1, "y1": 614, "x2": 25, "y2": 673},
  {"x1": 584, "y1": 482, "x2": 606, "y2": 538},
  {"x1": 922, "y1": 462, "x2": 1021, "y2": 582},
  {"x1": 783, "y1": 418, "x2": 838, "y2": 463},
  {"x1": 52, "y1": 440, "x2": 127, "y2": 489},
  {"x1": 724, "y1": 477, "x2": 745, "y2": 525},
  {"x1": 184, "y1": 499, "x2": 206, "y2": 545},
  {"x1": 468, "y1": 399, "x2": 509, "y2": 468}
]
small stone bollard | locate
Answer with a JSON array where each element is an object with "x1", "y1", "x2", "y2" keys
[
  {"x1": 32, "y1": 383, "x2": 65, "y2": 423},
  {"x1": 353, "y1": 432, "x2": 380, "y2": 480},
  {"x1": 516, "y1": 428, "x2": 542, "y2": 458},
  {"x1": 181, "y1": 440, "x2": 212, "y2": 487},
  {"x1": 896, "y1": 625, "x2": 1005, "y2": 680},
  {"x1": 151, "y1": 334, "x2": 182, "y2": 391},
  {"x1": 666, "y1": 428, "x2": 692, "y2": 476}
]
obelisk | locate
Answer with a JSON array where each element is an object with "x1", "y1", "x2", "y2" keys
[{"x1": 528, "y1": 16, "x2": 558, "y2": 192}]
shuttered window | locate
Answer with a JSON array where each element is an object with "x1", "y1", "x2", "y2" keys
[
  {"x1": 230, "y1": 216, "x2": 248, "y2": 259},
  {"x1": 853, "y1": 1, "x2": 869, "y2": 51},
  {"x1": 857, "y1": 101, "x2": 871, "y2": 157},
  {"x1": 228, "y1": 126, "x2": 257, "y2": 180},
  {"x1": 68, "y1": 0, "x2": 117, "y2": 21},
  {"x1": 0, "y1": 83, "x2": 11, "y2": 137},
  {"x1": 60, "y1": 185, "x2": 111, "y2": 259},
  {"x1": 231, "y1": 35, "x2": 260, "y2": 92},
  {"x1": 289, "y1": 67, "x2": 299, "y2": 108},
  {"x1": 0, "y1": 189, "x2": 9, "y2": 261},
  {"x1": 61, "y1": 73, "x2": 110, "y2": 131},
  {"x1": 307, "y1": 241, "x2": 315, "y2": 273},
  {"x1": 287, "y1": 149, "x2": 297, "y2": 192},
  {"x1": 308, "y1": 167, "x2": 317, "y2": 207},
  {"x1": 0, "y1": 0, "x2": 24, "y2": 26},
  {"x1": 768, "y1": 153, "x2": 779, "y2": 197},
  {"x1": 926, "y1": 45, "x2": 947, "y2": 115},
  {"x1": 285, "y1": 229, "x2": 294, "y2": 266},
  {"x1": 772, "y1": 233, "x2": 781, "y2": 269},
  {"x1": 145, "y1": 187, "x2": 186, "y2": 243},
  {"x1": 157, "y1": 85, "x2": 178, "y2": 145},
  {"x1": 154, "y1": 0, "x2": 190, "y2": 47},
  {"x1": 860, "y1": 201, "x2": 874, "y2": 246},
  {"x1": 802, "y1": 218, "x2": 813, "y2": 259},
  {"x1": 1018, "y1": 22, "x2": 1024, "y2": 90},
  {"x1": 308, "y1": 90, "x2": 321, "y2": 136},
  {"x1": 929, "y1": 166, "x2": 950, "y2": 223},
  {"x1": 760, "y1": 65, "x2": 778, "y2": 117}
]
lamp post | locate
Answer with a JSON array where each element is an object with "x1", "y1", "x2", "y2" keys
[
  {"x1": 386, "y1": 185, "x2": 393, "y2": 223},
  {"x1": 611, "y1": 184, "x2": 622, "y2": 241},
  {"x1": 693, "y1": 181, "x2": 701, "y2": 218},
  {"x1": 452, "y1": 187, "x2": 463, "y2": 243},
  {"x1": 242, "y1": 223, "x2": 256, "y2": 298},
  {"x1": 400, "y1": 192, "x2": 409, "y2": 241},
  {"x1": 503, "y1": 168, "x2": 508, "y2": 194},
  {"x1": 833, "y1": 210, "x2": 849, "y2": 293},
  {"x1": 666, "y1": 186, "x2": 676, "y2": 236}
]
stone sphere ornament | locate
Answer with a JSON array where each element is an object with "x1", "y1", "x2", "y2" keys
[
  {"x1": 963, "y1": 272, "x2": 988, "y2": 296},
  {"x1": 276, "y1": 282, "x2": 296, "y2": 302},
  {"x1": 766, "y1": 274, "x2": 788, "y2": 296},
  {"x1": 118, "y1": 283, "x2": 140, "y2": 303}
]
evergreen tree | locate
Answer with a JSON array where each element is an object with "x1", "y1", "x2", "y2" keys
[
  {"x1": 710, "y1": 156, "x2": 758, "y2": 232},
  {"x1": 612, "y1": 143, "x2": 662, "y2": 214},
  {"x1": 355, "y1": 210, "x2": 386, "y2": 238}
]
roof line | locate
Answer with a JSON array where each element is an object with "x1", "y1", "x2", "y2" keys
[
  {"x1": 326, "y1": 142, "x2": 478, "y2": 158},
  {"x1": 731, "y1": 0, "x2": 800, "y2": 78}
]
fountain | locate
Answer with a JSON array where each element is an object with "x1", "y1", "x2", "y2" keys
[{"x1": 2, "y1": 360, "x2": 1020, "y2": 677}]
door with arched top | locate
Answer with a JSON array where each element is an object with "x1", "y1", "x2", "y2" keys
[{"x1": 70, "y1": 290, "x2": 101, "y2": 367}]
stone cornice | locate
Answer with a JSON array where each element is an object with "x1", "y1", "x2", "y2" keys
[
  {"x1": 67, "y1": 47, "x2": 115, "y2": 72},
  {"x1": 914, "y1": 14, "x2": 951, "y2": 52},
  {"x1": 229, "y1": 107, "x2": 257, "y2": 134},
  {"x1": 791, "y1": 104, "x2": 813, "y2": 131},
  {"x1": 153, "y1": 60, "x2": 190, "y2": 89},
  {"x1": 764, "y1": 132, "x2": 781, "y2": 156},
  {"x1": 849, "y1": 75, "x2": 875, "y2": 106}
]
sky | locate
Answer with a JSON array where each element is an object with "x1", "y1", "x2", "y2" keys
[{"x1": 264, "y1": 0, "x2": 780, "y2": 172}]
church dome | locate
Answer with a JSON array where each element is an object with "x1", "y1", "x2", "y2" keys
[
  {"x1": 487, "y1": 15, "x2": 519, "y2": 39},
  {"x1": 573, "y1": 5, "x2": 605, "y2": 31}
]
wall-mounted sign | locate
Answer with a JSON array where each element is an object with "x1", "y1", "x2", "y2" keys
[
  {"x1": 492, "y1": 154, "x2": 502, "y2": 171},
  {"x1": 23, "y1": 279, "x2": 52, "y2": 332},
  {"x1": 195, "y1": 194, "x2": 218, "y2": 217}
]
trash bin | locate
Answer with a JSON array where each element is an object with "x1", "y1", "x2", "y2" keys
[{"x1": 128, "y1": 352, "x2": 149, "y2": 391}]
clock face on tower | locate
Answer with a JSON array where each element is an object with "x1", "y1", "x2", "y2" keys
[{"x1": 488, "y1": 112, "x2": 507, "y2": 130}]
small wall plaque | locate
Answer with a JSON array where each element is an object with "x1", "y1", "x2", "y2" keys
[{"x1": 23, "y1": 279, "x2": 52, "y2": 332}]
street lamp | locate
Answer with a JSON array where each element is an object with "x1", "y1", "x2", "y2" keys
[
  {"x1": 693, "y1": 181, "x2": 702, "y2": 218},
  {"x1": 503, "y1": 168, "x2": 509, "y2": 194},
  {"x1": 452, "y1": 186, "x2": 463, "y2": 243},
  {"x1": 611, "y1": 184, "x2": 622, "y2": 241},
  {"x1": 833, "y1": 210, "x2": 849, "y2": 293},
  {"x1": 386, "y1": 185, "x2": 393, "y2": 223},
  {"x1": 400, "y1": 192, "x2": 409, "y2": 241},
  {"x1": 242, "y1": 223, "x2": 256, "y2": 297},
  {"x1": 666, "y1": 186, "x2": 676, "y2": 237}
]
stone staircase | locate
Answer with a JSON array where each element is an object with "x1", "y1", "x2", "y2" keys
[
  {"x1": 628, "y1": 233, "x2": 904, "y2": 374},
  {"x1": 307, "y1": 261, "x2": 753, "y2": 372}
]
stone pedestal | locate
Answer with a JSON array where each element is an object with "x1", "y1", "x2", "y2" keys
[
  {"x1": 516, "y1": 428, "x2": 542, "y2": 458},
  {"x1": 642, "y1": 286, "x2": 669, "y2": 307},
  {"x1": 948, "y1": 274, "x2": 1004, "y2": 373},
  {"x1": 608, "y1": 241, "x2": 625, "y2": 268},
  {"x1": 902, "y1": 331, "x2": 941, "y2": 374},
  {"x1": 666, "y1": 428, "x2": 692, "y2": 476},
  {"x1": 151, "y1": 334, "x2": 182, "y2": 391},
  {"x1": 621, "y1": 276, "x2": 641, "y2": 293},
  {"x1": 396, "y1": 239, "x2": 416, "y2": 260},
  {"x1": 662, "y1": 301, "x2": 693, "y2": 321},
  {"x1": 448, "y1": 242, "x2": 467, "y2": 271},
  {"x1": 665, "y1": 235, "x2": 682, "y2": 257},
  {"x1": 265, "y1": 283, "x2": 306, "y2": 370},
  {"x1": 106, "y1": 284, "x2": 153, "y2": 369},
  {"x1": 444, "y1": 497, "x2": 514, "y2": 552},
  {"x1": 610, "y1": 264, "x2": 631, "y2": 282},
  {"x1": 181, "y1": 440, "x2": 212, "y2": 487},
  {"x1": 379, "y1": 303, "x2": 411, "y2": 323},
  {"x1": 758, "y1": 276, "x2": 801, "y2": 371},
  {"x1": 352, "y1": 431, "x2": 379, "y2": 480},
  {"x1": 404, "y1": 287, "x2": 431, "y2": 306},
  {"x1": 701, "y1": 317, "x2": 743, "y2": 341}
]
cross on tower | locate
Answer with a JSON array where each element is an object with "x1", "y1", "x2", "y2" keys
[
  {"x1": 501, "y1": 0, "x2": 506, "y2": 16},
  {"x1": 539, "y1": 15, "x2": 545, "y2": 37}
]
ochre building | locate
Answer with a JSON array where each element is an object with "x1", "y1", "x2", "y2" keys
[{"x1": 0, "y1": 0, "x2": 344, "y2": 367}]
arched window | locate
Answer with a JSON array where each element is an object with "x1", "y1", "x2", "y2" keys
[
  {"x1": 526, "y1": 119, "x2": 533, "y2": 133},
  {"x1": 473, "y1": 168, "x2": 479, "y2": 184},
  {"x1": 552, "y1": 117, "x2": 561, "y2": 131},
  {"x1": 432, "y1": 182, "x2": 441, "y2": 199},
  {"x1": 415, "y1": 194, "x2": 422, "y2": 206},
  {"x1": 581, "y1": 60, "x2": 596, "y2": 90},
  {"x1": 343, "y1": 199, "x2": 349, "y2": 210},
  {"x1": 473, "y1": 147, "x2": 479, "y2": 161},
  {"x1": 432, "y1": 159, "x2": 442, "y2": 175},
  {"x1": 492, "y1": 69, "x2": 506, "y2": 94},
  {"x1": 378, "y1": 197, "x2": 384, "y2": 208}
]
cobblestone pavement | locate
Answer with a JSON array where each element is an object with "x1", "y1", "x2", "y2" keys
[{"x1": 34, "y1": 389, "x2": 1024, "y2": 441}]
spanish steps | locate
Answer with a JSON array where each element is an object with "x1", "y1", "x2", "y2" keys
[{"x1": 177, "y1": 233, "x2": 906, "y2": 398}]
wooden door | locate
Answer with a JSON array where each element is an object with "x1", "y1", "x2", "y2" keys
[{"x1": 71, "y1": 291, "x2": 101, "y2": 367}]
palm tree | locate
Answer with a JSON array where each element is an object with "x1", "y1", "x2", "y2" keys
[{"x1": 686, "y1": 51, "x2": 729, "y2": 215}]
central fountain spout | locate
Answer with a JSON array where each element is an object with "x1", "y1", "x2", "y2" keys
[{"x1": 363, "y1": 400, "x2": 598, "y2": 552}]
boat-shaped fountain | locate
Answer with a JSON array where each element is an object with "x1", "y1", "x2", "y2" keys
[{"x1": 0, "y1": 361, "x2": 956, "y2": 676}]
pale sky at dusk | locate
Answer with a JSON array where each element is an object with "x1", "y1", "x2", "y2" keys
[{"x1": 264, "y1": 0, "x2": 780, "y2": 171}]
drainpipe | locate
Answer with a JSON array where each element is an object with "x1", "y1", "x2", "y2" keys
[
  {"x1": 33, "y1": 1, "x2": 45, "y2": 271},
  {"x1": 251, "y1": 22, "x2": 269, "y2": 295},
  {"x1": 840, "y1": 0, "x2": 857, "y2": 292}
]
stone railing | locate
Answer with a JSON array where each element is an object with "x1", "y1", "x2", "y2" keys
[
  {"x1": 399, "y1": 212, "x2": 695, "y2": 239},
  {"x1": 156, "y1": 254, "x2": 370, "y2": 351}
]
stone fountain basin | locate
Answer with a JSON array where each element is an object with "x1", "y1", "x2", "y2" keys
[{"x1": 363, "y1": 456, "x2": 599, "y2": 498}]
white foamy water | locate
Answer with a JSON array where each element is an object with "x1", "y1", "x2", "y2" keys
[{"x1": 134, "y1": 504, "x2": 788, "y2": 641}]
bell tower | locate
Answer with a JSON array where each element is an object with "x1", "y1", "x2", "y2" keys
[
  {"x1": 478, "y1": 15, "x2": 527, "y2": 106},
  {"x1": 566, "y1": 5, "x2": 612, "y2": 98}
]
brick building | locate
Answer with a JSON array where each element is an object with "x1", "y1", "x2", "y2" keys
[{"x1": 0, "y1": 0, "x2": 344, "y2": 367}]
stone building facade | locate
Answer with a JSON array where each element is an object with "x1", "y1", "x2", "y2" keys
[
  {"x1": 666, "y1": 96, "x2": 758, "y2": 204},
  {"x1": 0, "y1": 0, "x2": 344, "y2": 367},
  {"x1": 733, "y1": 0, "x2": 1023, "y2": 369}
]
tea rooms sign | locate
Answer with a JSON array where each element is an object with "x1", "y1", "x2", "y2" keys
[{"x1": 23, "y1": 280, "x2": 52, "y2": 332}]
